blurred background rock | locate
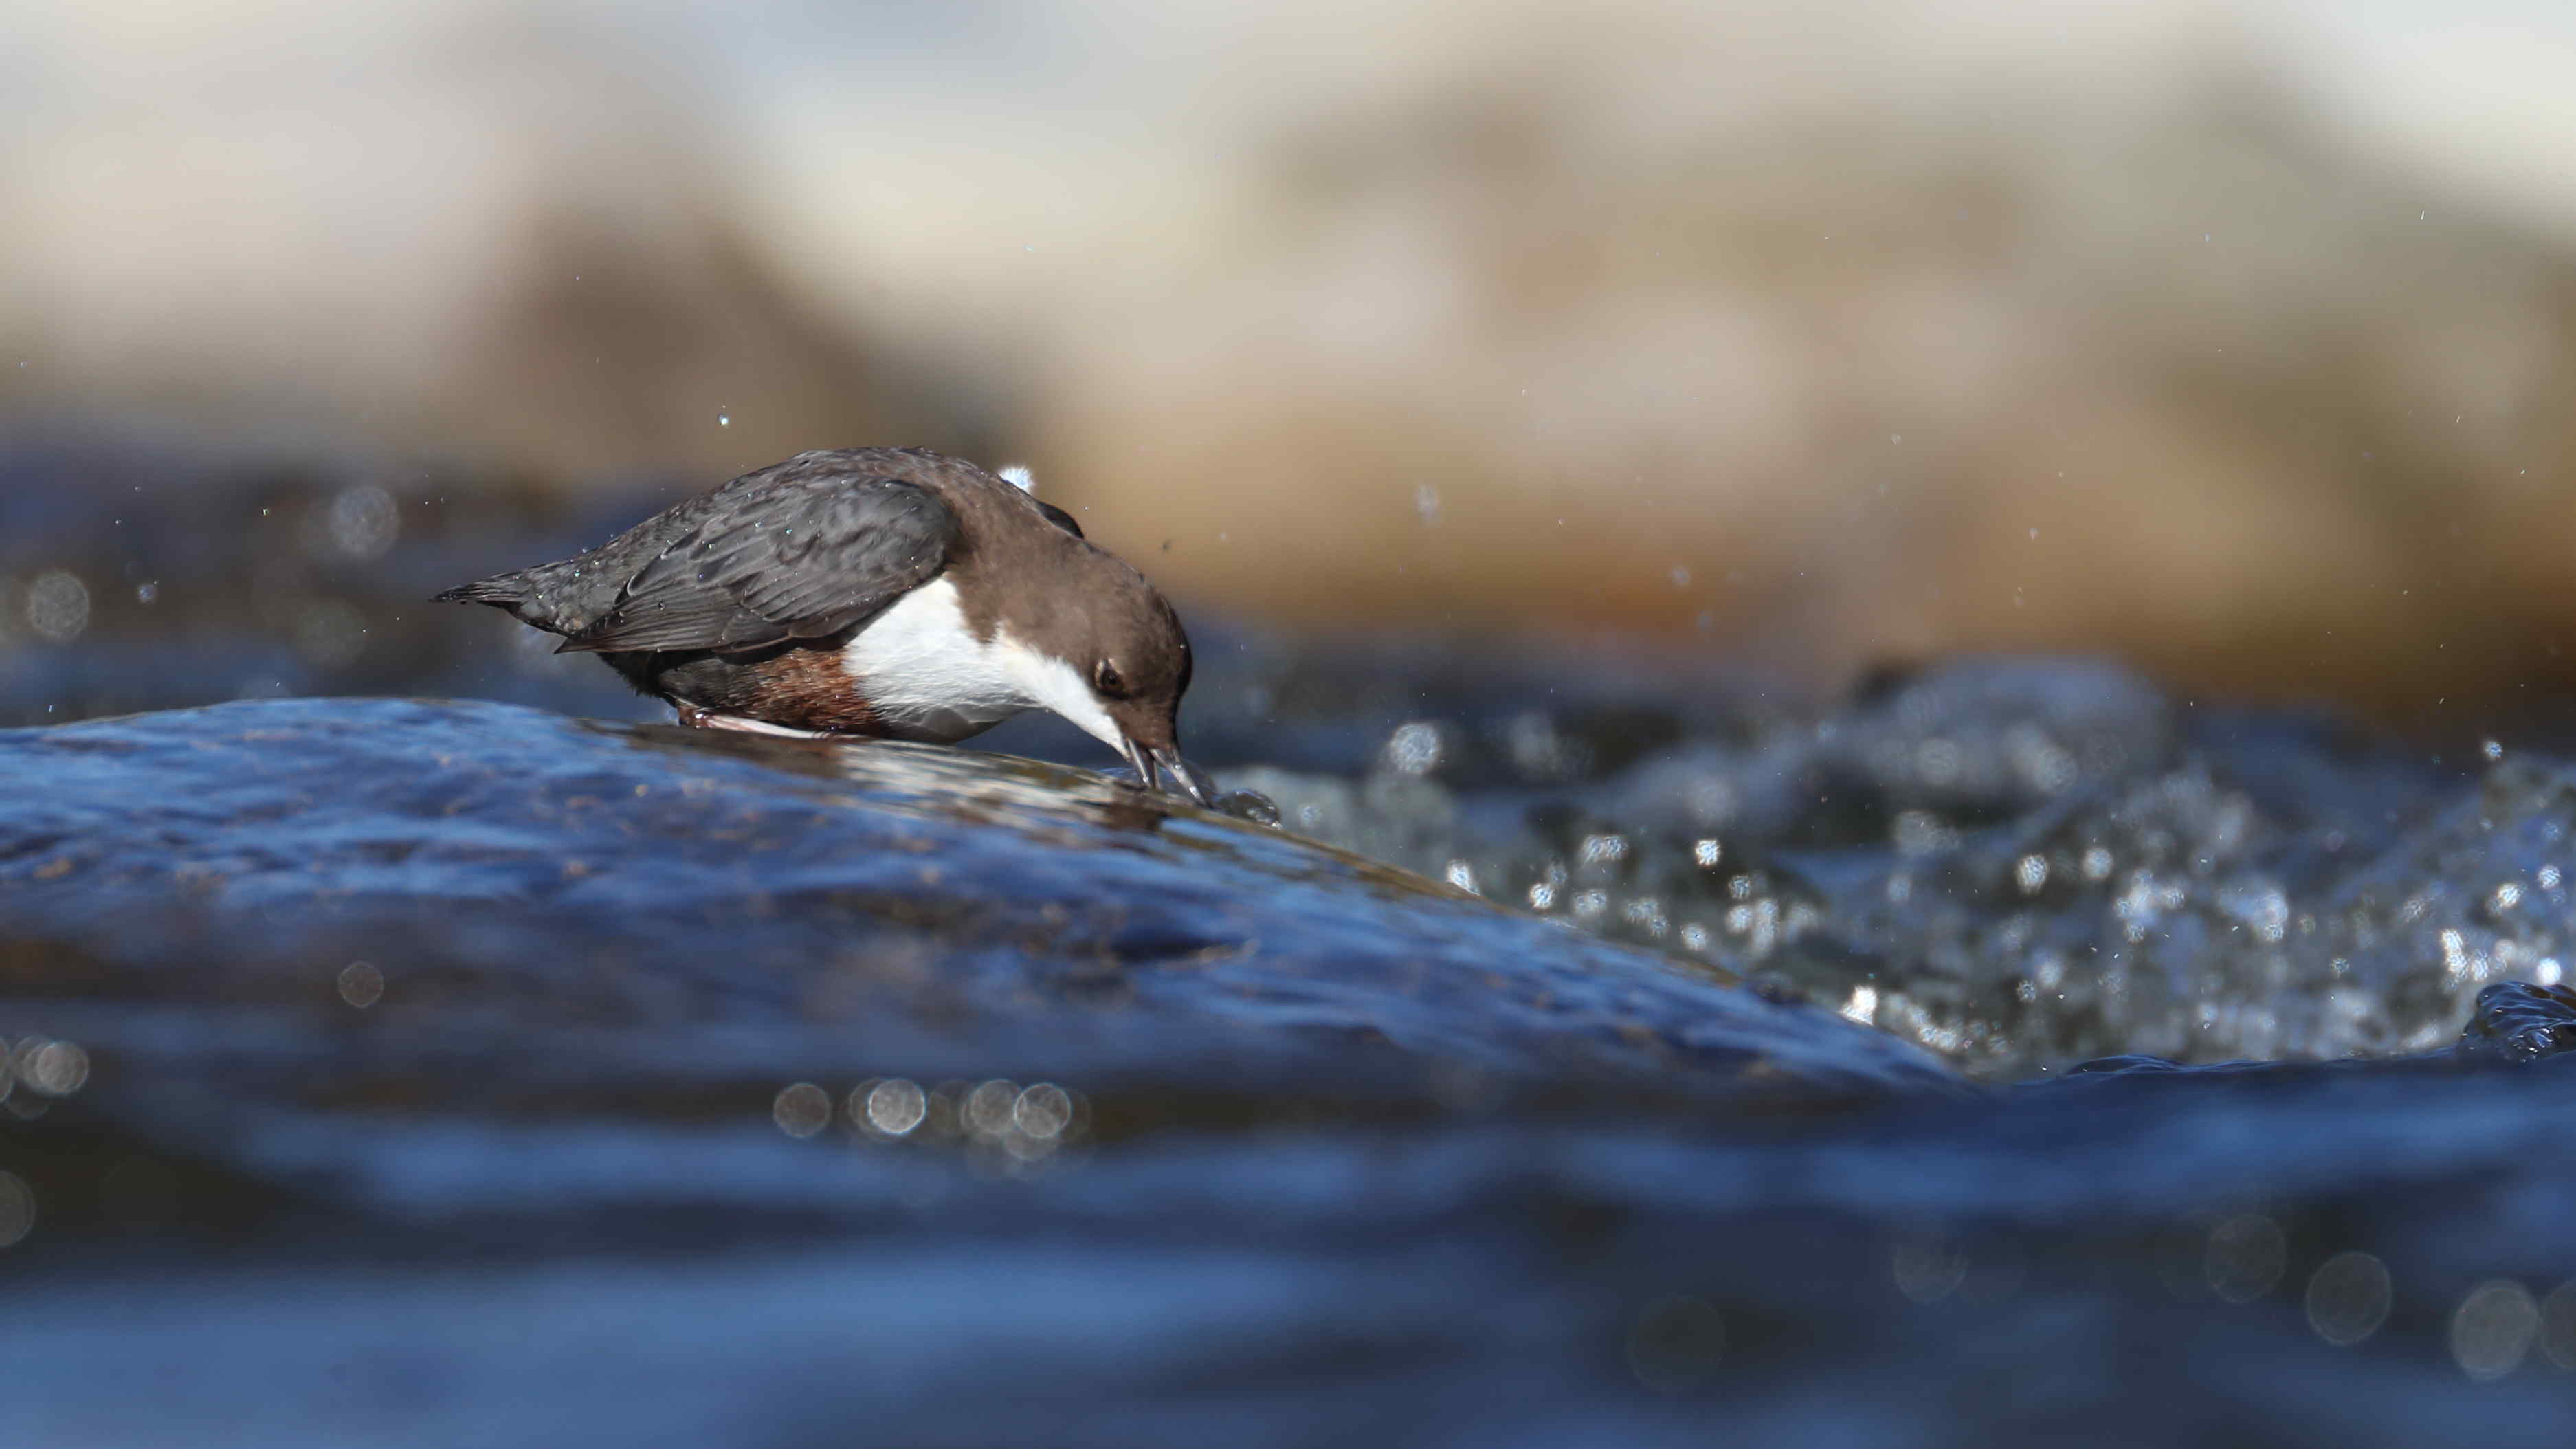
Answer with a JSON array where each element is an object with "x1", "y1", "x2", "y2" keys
[{"x1": 5, "y1": 0, "x2": 2575, "y2": 727}]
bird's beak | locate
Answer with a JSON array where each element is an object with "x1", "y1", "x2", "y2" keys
[
  {"x1": 1122, "y1": 735, "x2": 1210, "y2": 806},
  {"x1": 1153, "y1": 746, "x2": 1212, "y2": 806}
]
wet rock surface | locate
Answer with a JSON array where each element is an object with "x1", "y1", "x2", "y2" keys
[{"x1": 5, "y1": 452, "x2": 2576, "y2": 1442}]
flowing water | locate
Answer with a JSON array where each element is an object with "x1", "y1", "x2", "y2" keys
[{"x1": 3, "y1": 449, "x2": 2575, "y2": 1445}]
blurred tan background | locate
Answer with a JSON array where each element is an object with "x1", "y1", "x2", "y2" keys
[{"x1": 6, "y1": 0, "x2": 2575, "y2": 722}]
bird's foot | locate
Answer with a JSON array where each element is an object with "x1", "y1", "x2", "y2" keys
[{"x1": 674, "y1": 704, "x2": 834, "y2": 740}]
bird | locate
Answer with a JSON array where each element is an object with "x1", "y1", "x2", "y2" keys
[{"x1": 436, "y1": 447, "x2": 1210, "y2": 803}]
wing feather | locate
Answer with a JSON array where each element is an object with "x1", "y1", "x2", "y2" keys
[{"x1": 557, "y1": 475, "x2": 955, "y2": 655}]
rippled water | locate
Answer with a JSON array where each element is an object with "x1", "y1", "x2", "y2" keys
[
  {"x1": 5, "y1": 449, "x2": 2576, "y2": 1444},
  {"x1": 1223, "y1": 656, "x2": 2557, "y2": 1079}
]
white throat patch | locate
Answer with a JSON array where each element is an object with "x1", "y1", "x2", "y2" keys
[
  {"x1": 997, "y1": 628, "x2": 1124, "y2": 753},
  {"x1": 833, "y1": 577, "x2": 1120, "y2": 750}
]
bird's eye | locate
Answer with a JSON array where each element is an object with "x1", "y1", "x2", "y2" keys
[{"x1": 1093, "y1": 659, "x2": 1128, "y2": 698}]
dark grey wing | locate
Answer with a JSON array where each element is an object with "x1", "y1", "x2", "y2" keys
[
  {"x1": 1033, "y1": 498, "x2": 1084, "y2": 538},
  {"x1": 557, "y1": 476, "x2": 956, "y2": 655}
]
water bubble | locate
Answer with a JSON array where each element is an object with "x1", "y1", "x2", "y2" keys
[
  {"x1": 1626, "y1": 1295, "x2": 1724, "y2": 1393},
  {"x1": 1211, "y1": 790, "x2": 1281, "y2": 827},
  {"x1": 323, "y1": 484, "x2": 400, "y2": 560},
  {"x1": 772, "y1": 1082, "x2": 832, "y2": 1138},
  {"x1": 2451, "y1": 1280, "x2": 2540, "y2": 1380},
  {"x1": 135, "y1": 581, "x2": 159, "y2": 605},
  {"x1": 2304, "y1": 1252, "x2": 2392, "y2": 1347},
  {"x1": 2483, "y1": 739, "x2": 2505, "y2": 762},
  {"x1": 860, "y1": 1078, "x2": 927, "y2": 1138},
  {"x1": 2205, "y1": 1215, "x2": 2287, "y2": 1303},
  {"x1": 337, "y1": 961, "x2": 384, "y2": 1009},
  {"x1": 717, "y1": 413, "x2": 731, "y2": 428},
  {"x1": 26, "y1": 571, "x2": 89, "y2": 642}
]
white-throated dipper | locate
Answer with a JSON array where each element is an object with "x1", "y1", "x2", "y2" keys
[{"x1": 437, "y1": 447, "x2": 1211, "y2": 802}]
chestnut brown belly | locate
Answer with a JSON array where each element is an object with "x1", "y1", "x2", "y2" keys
[{"x1": 612, "y1": 640, "x2": 888, "y2": 735}]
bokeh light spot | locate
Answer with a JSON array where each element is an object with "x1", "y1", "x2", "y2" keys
[
  {"x1": 337, "y1": 961, "x2": 384, "y2": 1008},
  {"x1": 1891, "y1": 1232, "x2": 1969, "y2": 1305},
  {"x1": 2205, "y1": 1215, "x2": 2286, "y2": 1303},
  {"x1": 324, "y1": 483, "x2": 401, "y2": 560},
  {"x1": 861, "y1": 1078, "x2": 927, "y2": 1138},
  {"x1": 25, "y1": 1039, "x2": 87, "y2": 1096},
  {"x1": 963, "y1": 1079, "x2": 1018, "y2": 1138},
  {"x1": 1382, "y1": 722, "x2": 1444, "y2": 776},
  {"x1": 0, "y1": 1171, "x2": 33, "y2": 1248},
  {"x1": 26, "y1": 571, "x2": 89, "y2": 642},
  {"x1": 772, "y1": 1082, "x2": 832, "y2": 1138},
  {"x1": 2451, "y1": 1280, "x2": 2540, "y2": 1380},
  {"x1": 2540, "y1": 1281, "x2": 2576, "y2": 1371},
  {"x1": 2304, "y1": 1251, "x2": 2392, "y2": 1347},
  {"x1": 1013, "y1": 1083, "x2": 1074, "y2": 1140}
]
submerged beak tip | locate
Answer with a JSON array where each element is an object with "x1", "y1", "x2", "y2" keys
[
  {"x1": 1155, "y1": 747, "x2": 1212, "y2": 807},
  {"x1": 1115, "y1": 729, "x2": 1208, "y2": 807}
]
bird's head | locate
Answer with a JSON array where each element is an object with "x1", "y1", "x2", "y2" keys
[{"x1": 1012, "y1": 556, "x2": 1208, "y2": 805}]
